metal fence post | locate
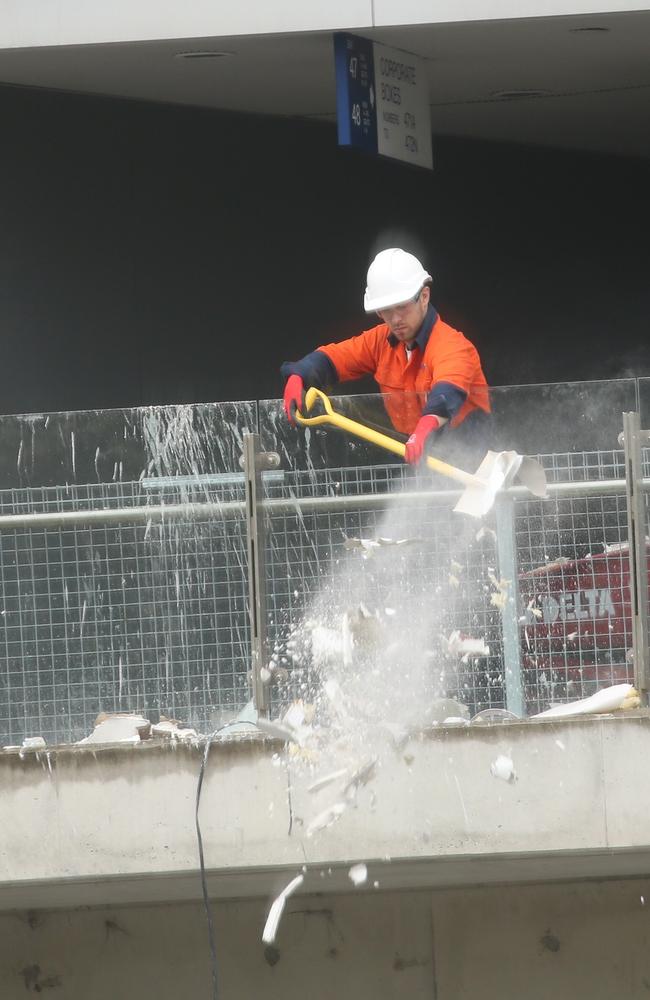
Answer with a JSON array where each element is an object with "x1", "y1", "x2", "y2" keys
[
  {"x1": 242, "y1": 433, "x2": 279, "y2": 717},
  {"x1": 494, "y1": 493, "x2": 525, "y2": 717},
  {"x1": 622, "y1": 411, "x2": 650, "y2": 700}
]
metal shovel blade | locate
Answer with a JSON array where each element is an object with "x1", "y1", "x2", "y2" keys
[
  {"x1": 453, "y1": 450, "x2": 547, "y2": 518},
  {"x1": 516, "y1": 455, "x2": 549, "y2": 499}
]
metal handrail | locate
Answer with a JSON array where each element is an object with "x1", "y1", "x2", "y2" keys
[{"x1": 0, "y1": 476, "x2": 641, "y2": 530}]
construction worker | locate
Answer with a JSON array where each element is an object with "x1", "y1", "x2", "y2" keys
[{"x1": 280, "y1": 248, "x2": 491, "y2": 466}]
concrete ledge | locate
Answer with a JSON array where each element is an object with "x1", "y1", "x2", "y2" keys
[{"x1": 1, "y1": 714, "x2": 649, "y2": 909}]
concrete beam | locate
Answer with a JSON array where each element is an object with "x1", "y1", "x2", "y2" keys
[{"x1": 0, "y1": 714, "x2": 649, "y2": 910}]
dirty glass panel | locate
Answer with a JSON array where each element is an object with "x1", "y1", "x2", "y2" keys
[
  {"x1": 0, "y1": 401, "x2": 256, "y2": 746},
  {"x1": 494, "y1": 379, "x2": 636, "y2": 711},
  {"x1": 637, "y1": 379, "x2": 650, "y2": 432},
  {"x1": 490, "y1": 378, "x2": 636, "y2": 474}
]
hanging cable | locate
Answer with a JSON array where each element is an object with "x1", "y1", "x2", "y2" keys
[{"x1": 195, "y1": 721, "x2": 259, "y2": 999}]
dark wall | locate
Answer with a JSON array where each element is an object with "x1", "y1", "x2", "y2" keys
[{"x1": 0, "y1": 83, "x2": 649, "y2": 415}]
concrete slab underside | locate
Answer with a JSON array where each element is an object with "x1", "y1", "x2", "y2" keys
[{"x1": 6, "y1": 880, "x2": 650, "y2": 1000}]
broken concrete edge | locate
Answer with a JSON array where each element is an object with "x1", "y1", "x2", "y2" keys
[
  {"x1": 1, "y1": 708, "x2": 649, "y2": 762},
  {"x1": 0, "y1": 730, "x2": 276, "y2": 763}
]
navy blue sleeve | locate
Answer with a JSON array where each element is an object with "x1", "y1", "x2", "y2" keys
[
  {"x1": 280, "y1": 350, "x2": 339, "y2": 389},
  {"x1": 422, "y1": 381, "x2": 468, "y2": 420}
]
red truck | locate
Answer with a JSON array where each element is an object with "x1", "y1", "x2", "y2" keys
[{"x1": 518, "y1": 543, "x2": 636, "y2": 711}]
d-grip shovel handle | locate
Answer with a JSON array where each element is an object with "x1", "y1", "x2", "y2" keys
[{"x1": 295, "y1": 387, "x2": 477, "y2": 489}]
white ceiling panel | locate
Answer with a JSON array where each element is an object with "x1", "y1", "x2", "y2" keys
[{"x1": 0, "y1": 10, "x2": 648, "y2": 157}]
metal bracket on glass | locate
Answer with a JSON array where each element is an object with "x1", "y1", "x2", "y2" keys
[
  {"x1": 622, "y1": 412, "x2": 650, "y2": 701},
  {"x1": 242, "y1": 433, "x2": 280, "y2": 717}
]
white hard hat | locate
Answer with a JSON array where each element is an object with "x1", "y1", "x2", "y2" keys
[{"x1": 364, "y1": 248, "x2": 432, "y2": 312}]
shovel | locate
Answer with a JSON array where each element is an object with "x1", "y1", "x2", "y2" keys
[{"x1": 295, "y1": 388, "x2": 547, "y2": 518}]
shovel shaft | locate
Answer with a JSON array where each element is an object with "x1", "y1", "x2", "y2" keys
[
  {"x1": 293, "y1": 388, "x2": 546, "y2": 514},
  {"x1": 303, "y1": 407, "x2": 477, "y2": 488}
]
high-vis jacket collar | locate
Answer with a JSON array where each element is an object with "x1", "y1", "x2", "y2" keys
[{"x1": 387, "y1": 304, "x2": 438, "y2": 351}]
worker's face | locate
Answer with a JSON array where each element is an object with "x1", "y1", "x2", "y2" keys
[{"x1": 377, "y1": 285, "x2": 430, "y2": 342}]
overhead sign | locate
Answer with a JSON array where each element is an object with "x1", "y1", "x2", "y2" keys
[{"x1": 334, "y1": 32, "x2": 432, "y2": 171}]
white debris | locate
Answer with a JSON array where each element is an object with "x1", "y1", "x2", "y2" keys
[
  {"x1": 348, "y1": 863, "x2": 368, "y2": 886},
  {"x1": 20, "y1": 736, "x2": 46, "y2": 751},
  {"x1": 256, "y1": 718, "x2": 300, "y2": 744},
  {"x1": 77, "y1": 713, "x2": 151, "y2": 745},
  {"x1": 342, "y1": 757, "x2": 378, "y2": 802},
  {"x1": 476, "y1": 525, "x2": 497, "y2": 543},
  {"x1": 260, "y1": 667, "x2": 272, "y2": 684},
  {"x1": 384, "y1": 607, "x2": 396, "y2": 616},
  {"x1": 490, "y1": 754, "x2": 516, "y2": 782},
  {"x1": 307, "y1": 768, "x2": 349, "y2": 794},
  {"x1": 306, "y1": 802, "x2": 347, "y2": 837},
  {"x1": 526, "y1": 599, "x2": 543, "y2": 620},
  {"x1": 343, "y1": 535, "x2": 419, "y2": 558},
  {"x1": 283, "y1": 701, "x2": 306, "y2": 730},
  {"x1": 566, "y1": 631, "x2": 578, "y2": 641},
  {"x1": 555, "y1": 739, "x2": 566, "y2": 751},
  {"x1": 603, "y1": 540, "x2": 630, "y2": 554},
  {"x1": 151, "y1": 718, "x2": 197, "y2": 741},
  {"x1": 448, "y1": 574, "x2": 460, "y2": 589},
  {"x1": 532, "y1": 683, "x2": 639, "y2": 719},
  {"x1": 262, "y1": 873, "x2": 304, "y2": 945},
  {"x1": 488, "y1": 571, "x2": 510, "y2": 611},
  {"x1": 445, "y1": 630, "x2": 490, "y2": 659}
]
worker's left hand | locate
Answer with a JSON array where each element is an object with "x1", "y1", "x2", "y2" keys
[{"x1": 404, "y1": 415, "x2": 442, "y2": 464}]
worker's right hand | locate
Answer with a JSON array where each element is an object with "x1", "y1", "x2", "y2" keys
[{"x1": 283, "y1": 374, "x2": 305, "y2": 424}]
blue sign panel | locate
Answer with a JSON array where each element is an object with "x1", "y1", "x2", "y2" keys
[
  {"x1": 335, "y1": 32, "x2": 433, "y2": 171},
  {"x1": 334, "y1": 32, "x2": 378, "y2": 154}
]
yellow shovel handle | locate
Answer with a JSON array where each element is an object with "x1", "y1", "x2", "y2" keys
[{"x1": 295, "y1": 388, "x2": 477, "y2": 489}]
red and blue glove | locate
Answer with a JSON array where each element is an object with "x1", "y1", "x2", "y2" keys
[
  {"x1": 404, "y1": 414, "x2": 442, "y2": 464},
  {"x1": 283, "y1": 374, "x2": 304, "y2": 425}
]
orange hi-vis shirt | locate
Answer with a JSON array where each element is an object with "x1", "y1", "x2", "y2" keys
[{"x1": 317, "y1": 310, "x2": 490, "y2": 436}]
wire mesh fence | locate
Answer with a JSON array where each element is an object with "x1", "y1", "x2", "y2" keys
[
  {"x1": 0, "y1": 400, "x2": 258, "y2": 746},
  {"x1": 0, "y1": 480, "x2": 251, "y2": 746},
  {"x1": 515, "y1": 491, "x2": 632, "y2": 712},
  {"x1": 0, "y1": 387, "x2": 647, "y2": 745},
  {"x1": 261, "y1": 449, "x2": 637, "y2": 719}
]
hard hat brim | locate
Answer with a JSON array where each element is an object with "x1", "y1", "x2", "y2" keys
[{"x1": 363, "y1": 274, "x2": 431, "y2": 313}]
